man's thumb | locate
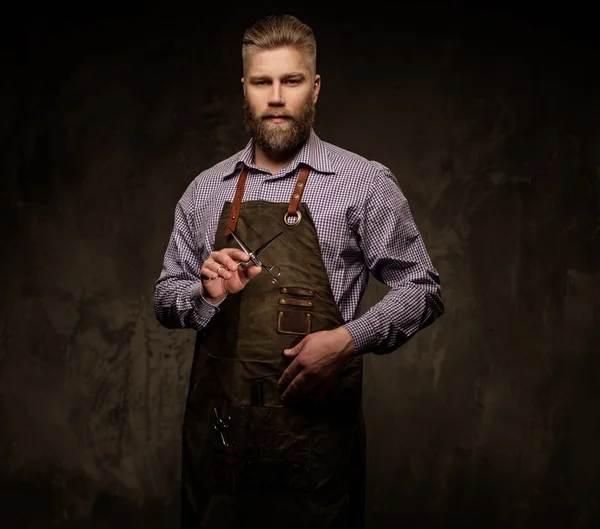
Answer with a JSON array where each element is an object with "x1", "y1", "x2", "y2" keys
[
  {"x1": 283, "y1": 339, "x2": 305, "y2": 357},
  {"x1": 246, "y1": 265, "x2": 262, "y2": 279}
]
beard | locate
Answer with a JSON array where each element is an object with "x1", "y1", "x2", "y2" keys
[{"x1": 243, "y1": 95, "x2": 316, "y2": 162}]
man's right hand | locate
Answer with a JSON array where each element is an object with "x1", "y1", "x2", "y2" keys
[{"x1": 200, "y1": 248, "x2": 262, "y2": 303}]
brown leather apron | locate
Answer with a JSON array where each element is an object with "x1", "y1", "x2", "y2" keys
[{"x1": 181, "y1": 164, "x2": 366, "y2": 529}]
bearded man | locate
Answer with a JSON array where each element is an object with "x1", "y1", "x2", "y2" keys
[{"x1": 154, "y1": 13, "x2": 444, "y2": 529}]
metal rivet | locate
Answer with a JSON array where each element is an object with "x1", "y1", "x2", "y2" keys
[
  {"x1": 293, "y1": 193, "x2": 299, "y2": 199},
  {"x1": 282, "y1": 288, "x2": 287, "y2": 293},
  {"x1": 297, "y1": 182, "x2": 303, "y2": 187},
  {"x1": 280, "y1": 299, "x2": 286, "y2": 304},
  {"x1": 231, "y1": 215, "x2": 236, "y2": 219},
  {"x1": 308, "y1": 291, "x2": 313, "y2": 295}
]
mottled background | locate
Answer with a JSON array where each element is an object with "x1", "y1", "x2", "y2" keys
[{"x1": 1, "y1": 2, "x2": 599, "y2": 528}]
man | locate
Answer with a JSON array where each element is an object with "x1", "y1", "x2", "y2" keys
[{"x1": 154, "y1": 13, "x2": 444, "y2": 529}]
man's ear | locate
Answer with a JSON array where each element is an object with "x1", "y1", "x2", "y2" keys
[
  {"x1": 241, "y1": 77, "x2": 246, "y2": 96},
  {"x1": 313, "y1": 74, "x2": 321, "y2": 103}
]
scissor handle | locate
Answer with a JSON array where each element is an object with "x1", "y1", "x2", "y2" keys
[{"x1": 267, "y1": 265, "x2": 281, "y2": 283}]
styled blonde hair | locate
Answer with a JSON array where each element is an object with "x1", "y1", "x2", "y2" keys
[{"x1": 242, "y1": 14, "x2": 317, "y2": 74}]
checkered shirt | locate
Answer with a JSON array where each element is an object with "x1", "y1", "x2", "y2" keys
[{"x1": 154, "y1": 129, "x2": 444, "y2": 355}]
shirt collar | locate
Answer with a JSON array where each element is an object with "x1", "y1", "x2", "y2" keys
[{"x1": 218, "y1": 128, "x2": 334, "y2": 180}]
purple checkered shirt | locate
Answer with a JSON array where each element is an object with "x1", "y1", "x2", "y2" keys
[{"x1": 154, "y1": 129, "x2": 444, "y2": 355}]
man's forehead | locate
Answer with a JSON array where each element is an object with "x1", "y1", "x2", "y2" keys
[{"x1": 246, "y1": 47, "x2": 311, "y2": 75}]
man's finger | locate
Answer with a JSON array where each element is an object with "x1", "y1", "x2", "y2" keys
[
  {"x1": 281, "y1": 372, "x2": 312, "y2": 403},
  {"x1": 211, "y1": 249, "x2": 249, "y2": 272},
  {"x1": 277, "y1": 358, "x2": 303, "y2": 393},
  {"x1": 220, "y1": 247, "x2": 251, "y2": 265},
  {"x1": 245, "y1": 265, "x2": 262, "y2": 280},
  {"x1": 283, "y1": 336, "x2": 307, "y2": 358},
  {"x1": 200, "y1": 261, "x2": 221, "y2": 281}
]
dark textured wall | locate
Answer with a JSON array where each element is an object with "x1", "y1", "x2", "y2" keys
[{"x1": 1, "y1": 4, "x2": 599, "y2": 528}]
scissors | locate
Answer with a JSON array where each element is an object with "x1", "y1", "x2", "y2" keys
[
  {"x1": 213, "y1": 407, "x2": 231, "y2": 446},
  {"x1": 229, "y1": 230, "x2": 283, "y2": 283}
]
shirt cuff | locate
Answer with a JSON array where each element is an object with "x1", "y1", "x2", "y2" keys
[
  {"x1": 343, "y1": 317, "x2": 380, "y2": 356},
  {"x1": 189, "y1": 282, "x2": 226, "y2": 318}
]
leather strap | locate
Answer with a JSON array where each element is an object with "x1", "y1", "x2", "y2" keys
[
  {"x1": 224, "y1": 165, "x2": 310, "y2": 235},
  {"x1": 224, "y1": 167, "x2": 248, "y2": 236},
  {"x1": 287, "y1": 165, "x2": 310, "y2": 216}
]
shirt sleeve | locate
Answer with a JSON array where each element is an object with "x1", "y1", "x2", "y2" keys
[
  {"x1": 343, "y1": 168, "x2": 444, "y2": 355},
  {"x1": 153, "y1": 179, "x2": 225, "y2": 330}
]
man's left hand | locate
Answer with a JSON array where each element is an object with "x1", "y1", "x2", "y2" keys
[{"x1": 277, "y1": 327, "x2": 355, "y2": 404}]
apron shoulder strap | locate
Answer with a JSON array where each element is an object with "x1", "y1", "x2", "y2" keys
[
  {"x1": 224, "y1": 167, "x2": 249, "y2": 236},
  {"x1": 224, "y1": 164, "x2": 311, "y2": 236},
  {"x1": 287, "y1": 165, "x2": 310, "y2": 217}
]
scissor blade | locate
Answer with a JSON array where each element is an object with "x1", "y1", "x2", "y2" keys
[
  {"x1": 254, "y1": 231, "x2": 283, "y2": 258},
  {"x1": 229, "y1": 230, "x2": 252, "y2": 255}
]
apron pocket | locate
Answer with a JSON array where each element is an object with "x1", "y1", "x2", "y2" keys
[
  {"x1": 277, "y1": 310, "x2": 312, "y2": 335},
  {"x1": 212, "y1": 443, "x2": 239, "y2": 494},
  {"x1": 240, "y1": 455, "x2": 309, "y2": 493},
  {"x1": 237, "y1": 405, "x2": 312, "y2": 493}
]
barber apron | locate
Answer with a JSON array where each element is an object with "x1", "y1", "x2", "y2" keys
[{"x1": 181, "y1": 164, "x2": 366, "y2": 529}]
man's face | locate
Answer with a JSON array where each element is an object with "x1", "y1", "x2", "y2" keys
[{"x1": 242, "y1": 47, "x2": 320, "y2": 161}]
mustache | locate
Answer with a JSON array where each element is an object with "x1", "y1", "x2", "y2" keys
[{"x1": 262, "y1": 113, "x2": 293, "y2": 119}]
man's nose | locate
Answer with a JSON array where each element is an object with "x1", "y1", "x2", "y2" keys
[{"x1": 268, "y1": 83, "x2": 284, "y2": 105}]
